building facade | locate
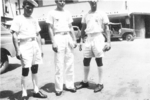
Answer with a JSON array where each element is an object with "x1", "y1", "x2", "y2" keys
[{"x1": 1, "y1": 0, "x2": 150, "y2": 39}]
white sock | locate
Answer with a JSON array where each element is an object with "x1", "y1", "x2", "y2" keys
[
  {"x1": 84, "y1": 66, "x2": 90, "y2": 83},
  {"x1": 98, "y1": 67, "x2": 103, "y2": 84},
  {"x1": 32, "y1": 74, "x2": 39, "y2": 93},
  {"x1": 21, "y1": 76, "x2": 27, "y2": 96}
]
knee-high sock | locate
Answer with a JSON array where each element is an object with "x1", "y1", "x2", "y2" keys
[
  {"x1": 21, "y1": 76, "x2": 27, "y2": 96},
  {"x1": 31, "y1": 74, "x2": 39, "y2": 93},
  {"x1": 84, "y1": 66, "x2": 90, "y2": 83},
  {"x1": 98, "y1": 67, "x2": 103, "y2": 84}
]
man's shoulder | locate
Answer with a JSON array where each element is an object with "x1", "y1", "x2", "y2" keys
[
  {"x1": 14, "y1": 15, "x2": 23, "y2": 19},
  {"x1": 47, "y1": 9, "x2": 56, "y2": 15},
  {"x1": 97, "y1": 10, "x2": 107, "y2": 15},
  {"x1": 82, "y1": 11, "x2": 90, "y2": 17},
  {"x1": 12, "y1": 15, "x2": 24, "y2": 22}
]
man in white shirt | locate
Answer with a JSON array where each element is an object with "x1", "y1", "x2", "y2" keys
[
  {"x1": 46, "y1": 0, "x2": 77, "y2": 96},
  {"x1": 76, "y1": 0, "x2": 111, "y2": 93},
  {"x1": 11, "y1": 0, "x2": 47, "y2": 100}
]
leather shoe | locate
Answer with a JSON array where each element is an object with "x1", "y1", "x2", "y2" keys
[
  {"x1": 94, "y1": 84, "x2": 104, "y2": 93},
  {"x1": 76, "y1": 81, "x2": 89, "y2": 89},
  {"x1": 55, "y1": 91, "x2": 62, "y2": 96},
  {"x1": 22, "y1": 96, "x2": 28, "y2": 100},
  {"x1": 33, "y1": 91, "x2": 47, "y2": 98},
  {"x1": 65, "y1": 88, "x2": 76, "y2": 93}
]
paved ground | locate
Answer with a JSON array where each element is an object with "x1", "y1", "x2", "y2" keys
[{"x1": 0, "y1": 39, "x2": 150, "y2": 100}]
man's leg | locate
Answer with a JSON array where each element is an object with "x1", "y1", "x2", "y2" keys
[
  {"x1": 21, "y1": 68, "x2": 29, "y2": 97},
  {"x1": 76, "y1": 58, "x2": 91, "y2": 89},
  {"x1": 55, "y1": 51, "x2": 65, "y2": 93},
  {"x1": 94, "y1": 58, "x2": 104, "y2": 93},
  {"x1": 31, "y1": 65, "x2": 39, "y2": 93},
  {"x1": 83, "y1": 58, "x2": 91, "y2": 83},
  {"x1": 64, "y1": 47, "x2": 76, "y2": 92},
  {"x1": 31, "y1": 64, "x2": 47, "y2": 98}
]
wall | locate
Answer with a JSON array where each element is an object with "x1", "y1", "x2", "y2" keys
[{"x1": 29, "y1": 1, "x2": 126, "y2": 20}]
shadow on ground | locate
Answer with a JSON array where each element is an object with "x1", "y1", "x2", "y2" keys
[
  {"x1": 41, "y1": 83, "x2": 55, "y2": 93},
  {"x1": 0, "y1": 89, "x2": 33, "y2": 100},
  {"x1": 2, "y1": 63, "x2": 21, "y2": 74}
]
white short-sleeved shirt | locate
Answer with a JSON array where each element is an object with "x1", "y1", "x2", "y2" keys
[
  {"x1": 10, "y1": 15, "x2": 41, "y2": 39},
  {"x1": 82, "y1": 10, "x2": 109, "y2": 34},
  {"x1": 46, "y1": 9, "x2": 73, "y2": 33}
]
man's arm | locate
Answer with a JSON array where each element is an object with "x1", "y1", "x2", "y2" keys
[
  {"x1": 36, "y1": 33, "x2": 44, "y2": 57},
  {"x1": 69, "y1": 24, "x2": 77, "y2": 46},
  {"x1": 81, "y1": 23, "x2": 86, "y2": 43},
  {"x1": 104, "y1": 24, "x2": 111, "y2": 43},
  {"x1": 11, "y1": 31, "x2": 21, "y2": 60},
  {"x1": 47, "y1": 24, "x2": 54, "y2": 44},
  {"x1": 79, "y1": 23, "x2": 86, "y2": 51},
  {"x1": 47, "y1": 23, "x2": 58, "y2": 52},
  {"x1": 103, "y1": 24, "x2": 111, "y2": 51}
]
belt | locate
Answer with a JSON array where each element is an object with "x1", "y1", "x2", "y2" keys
[
  {"x1": 55, "y1": 32, "x2": 68, "y2": 35},
  {"x1": 19, "y1": 37, "x2": 36, "y2": 43},
  {"x1": 88, "y1": 32, "x2": 101, "y2": 37}
]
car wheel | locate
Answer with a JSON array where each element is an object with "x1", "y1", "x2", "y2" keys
[
  {"x1": 126, "y1": 34, "x2": 133, "y2": 41},
  {"x1": 0, "y1": 54, "x2": 9, "y2": 74}
]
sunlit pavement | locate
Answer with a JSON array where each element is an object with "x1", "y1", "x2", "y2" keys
[{"x1": 0, "y1": 39, "x2": 150, "y2": 100}]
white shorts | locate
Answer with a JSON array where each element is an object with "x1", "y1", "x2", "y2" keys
[
  {"x1": 83, "y1": 33, "x2": 105, "y2": 58},
  {"x1": 19, "y1": 40, "x2": 43, "y2": 68}
]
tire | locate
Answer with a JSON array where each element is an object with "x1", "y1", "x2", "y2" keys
[
  {"x1": 126, "y1": 34, "x2": 133, "y2": 41},
  {"x1": 0, "y1": 54, "x2": 9, "y2": 74}
]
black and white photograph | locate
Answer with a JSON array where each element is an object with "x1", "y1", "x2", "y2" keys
[{"x1": 1, "y1": 0, "x2": 150, "y2": 100}]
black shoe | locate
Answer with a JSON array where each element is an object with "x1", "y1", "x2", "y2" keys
[
  {"x1": 22, "y1": 96, "x2": 28, "y2": 100},
  {"x1": 94, "y1": 84, "x2": 104, "y2": 93},
  {"x1": 76, "y1": 81, "x2": 89, "y2": 89},
  {"x1": 33, "y1": 91, "x2": 47, "y2": 98},
  {"x1": 55, "y1": 91, "x2": 62, "y2": 96},
  {"x1": 65, "y1": 88, "x2": 76, "y2": 93}
]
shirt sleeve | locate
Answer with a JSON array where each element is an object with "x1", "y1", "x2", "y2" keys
[
  {"x1": 102, "y1": 12, "x2": 109, "y2": 24},
  {"x1": 46, "y1": 11, "x2": 53, "y2": 25},
  {"x1": 67, "y1": 11, "x2": 73, "y2": 24},
  {"x1": 35, "y1": 19, "x2": 41, "y2": 32},
  {"x1": 10, "y1": 16, "x2": 20, "y2": 33}
]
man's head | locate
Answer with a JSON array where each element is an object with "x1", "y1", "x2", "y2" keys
[
  {"x1": 88, "y1": 0, "x2": 99, "y2": 12},
  {"x1": 55, "y1": 0, "x2": 66, "y2": 10},
  {"x1": 23, "y1": 0, "x2": 38, "y2": 17}
]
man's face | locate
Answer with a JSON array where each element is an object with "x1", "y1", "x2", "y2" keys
[
  {"x1": 56, "y1": 0, "x2": 65, "y2": 9},
  {"x1": 89, "y1": 1, "x2": 97, "y2": 11},
  {"x1": 24, "y1": 3, "x2": 34, "y2": 17}
]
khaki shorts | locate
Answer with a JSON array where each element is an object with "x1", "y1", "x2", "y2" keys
[
  {"x1": 83, "y1": 33, "x2": 105, "y2": 58},
  {"x1": 19, "y1": 39, "x2": 42, "y2": 68}
]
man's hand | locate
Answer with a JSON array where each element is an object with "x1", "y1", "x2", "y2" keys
[
  {"x1": 41, "y1": 52, "x2": 44, "y2": 58},
  {"x1": 79, "y1": 44, "x2": 82, "y2": 51},
  {"x1": 74, "y1": 41, "x2": 77, "y2": 48},
  {"x1": 103, "y1": 43, "x2": 111, "y2": 52},
  {"x1": 52, "y1": 43, "x2": 58, "y2": 53},
  {"x1": 16, "y1": 51, "x2": 22, "y2": 60}
]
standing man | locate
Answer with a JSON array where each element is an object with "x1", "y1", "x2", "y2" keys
[
  {"x1": 10, "y1": 0, "x2": 47, "y2": 100},
  {"x1": 46, "y1": 0, "x2": 77, "y2": 96},
  {"x1": 76, "y1": 0, "x2": 111, "y2": 93}
]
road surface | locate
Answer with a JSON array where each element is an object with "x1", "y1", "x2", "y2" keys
[{"x1": 0, "y1": 39, "x2": 150, "y2": 100}]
